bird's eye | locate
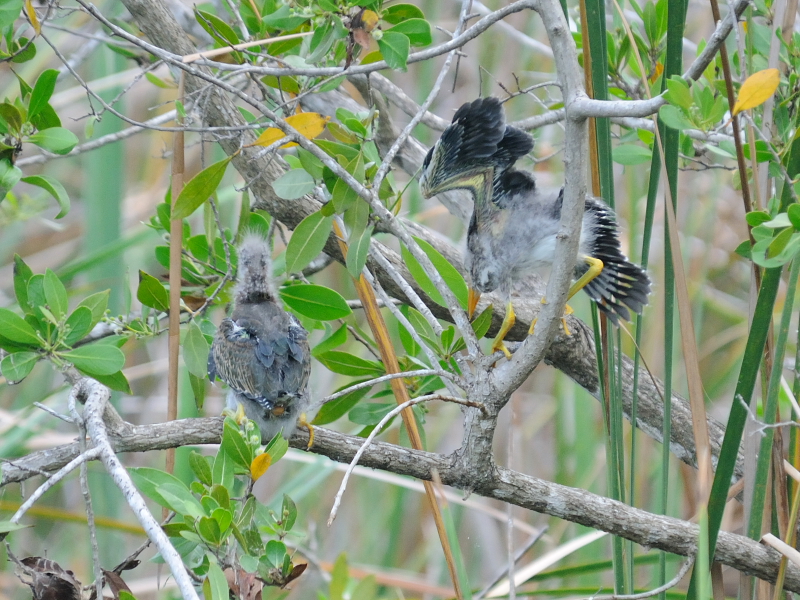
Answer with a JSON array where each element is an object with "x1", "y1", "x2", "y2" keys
[{"x1": 422, "y1": 147, "x2": 434, "y2": 170}]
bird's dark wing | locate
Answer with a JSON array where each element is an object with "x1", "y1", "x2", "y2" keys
[
  {"x1": 492, "y1": 126, "x2": 534, "y2": 172},
  {"x1": 247, "y1": 310, "x2": 310, "y2": 403},
  {"x1": 579, "y1": 196, "x2": 651, "y2": 324},
  {"x1": 208, "y1": 350, "x2": 217, "y2": 381},
  {"x1": 447, "y1": 97, "x2": 507, "y2": 164}
]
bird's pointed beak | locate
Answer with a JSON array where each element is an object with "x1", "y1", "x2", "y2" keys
[{"x1": 468, "y1": 288, "x2": 481, "y2": 319}]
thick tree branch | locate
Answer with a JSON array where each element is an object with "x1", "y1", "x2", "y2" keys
[{"x1": 0, "y1": 419, "x2": 790, "y2": 590}]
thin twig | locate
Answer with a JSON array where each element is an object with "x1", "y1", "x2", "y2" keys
[{"x1": 327, "y1": 394, "x2": 486, "y2": 526}]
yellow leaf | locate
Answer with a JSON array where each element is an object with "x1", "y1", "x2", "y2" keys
[
  {"x1": 250, "y1": 453, "x2": 272, "y2": 481},
  {"x1": 648, "y1": 62, "x2": 664, "y2": 84},
  {"x1": 360, "y1": 10, "x2": 380, "y2": 32},
  {"x1": 25, "y1": 0, "x2": 40, "y2": 34},
  {"x1": 251, "y1": 112, "x2": 330, "y2": 148},
  {"x1": 733, "y1": 68, "x2": 780, "y2": 115}
]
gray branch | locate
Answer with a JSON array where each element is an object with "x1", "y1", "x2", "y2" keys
[{"x1": 0, "y1": 419, "x2": 791, "y2": 590}]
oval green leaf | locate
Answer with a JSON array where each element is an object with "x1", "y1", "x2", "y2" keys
[
  {"x1": 280, "y1": 284, "x2": 351, "y2": 320},
  {"x1": 28, "y1": 127, "x2": 79, "y2": 154},
  {"x1": 0, "y1": 308, "x2": 41, "y2": 345},
  {"x1": 28, "y1": 69, "x2": 59, "y2": 120},
  {"x1": 284, "y1": 211, "x2": 333, "y2": 274},
  {"x1": 172, "y1": 156, "x2": 231, "y2": 220},
  {"x1": 315, "y1": 351, "x2": 384, "y2": 376},
  {"x1": 184, "y1": 321, "x2": 210, "y2": 378},
  {"x1": 20, "y1": 175, "x2": 70, "y2": 218},
  {"x1": 137, "y1": 271, "x2": 169, "y2": 312},
  {"x1": 63, "y1": 306, "x2": 94, "y2": 346},
  {"x1": 272, "y1": 169, "x2": 316, "y2": 199},
  {"x1": 64, "y1": 344, "x2": 125, "y2": 375},
  {"x1": 1, "y1": 351, "x2": 39, "y2": 383},
  {"x1": 43, "y1": 269, "x2": 68, "y2": 320},
  {"x1": 377, "y1": 31, "x2": 410, "y2": 71}
]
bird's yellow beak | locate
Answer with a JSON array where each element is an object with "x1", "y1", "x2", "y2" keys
[{"x1": 468, "y1": 288, "x2": 481, "y2": 319}]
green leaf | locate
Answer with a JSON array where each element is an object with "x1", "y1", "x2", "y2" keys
[
  {"x1": 128, "y1": 467, "x2": 206, "y2": 518},
  {"x1": 262, "y1": 5, "x2": 309, "y2": 30},
  {"x1": 77, "y1": 290, "x2": 110, "y2": 328},
  {"x1": 0, "y1": 158, "x2": 22, "y2": 198},
  {"x1": 197, "y1": 516, "x2": 222, "y2": 545},
  {"x1": 284, "y1": 211, "x2": 333, "y2": 273},
  {"x1": 746, "y1": 210, "x2": 772, "y2": 227},
  {"x1": 382, "y1": 3, "x2": 424, "y2": 24},
  {"x1": 20, "y1": 175, "x2": 70, "y2": 218},
  {"x1": 313, "y1": 385, "x2": 371, "y2": 425},
  {"x1": 172, "y1": 156, "x2": 231, "y2": 220},
  {"x1": 13, "y1": 254, "x2": 33, "y2": 310},
  {"x1": 203, "y1": 562, "x2": 229, "y2": 600},
  {"x1": 0, "y1": 0, "x2": 23, "y2": 34},
  {"x1": 196, "y1": 9, "x2": 241, "y2": 46},
  {"x1": 378, "y1": 31, "x2": 410, "y2": 71},
  {"x1": 789, "y1": 204, "x2": 800, "y2": 230},
  {"x1": 0, "y1": 520, "x2": 29, "y2": 534},
  {"x1": 279, "y1": 284, "x2": 351, "y2": 320},
  {"x1": 222, "y1": 418, "x2": 253, "y2": 469},
  {"x1": 612, "y1": 144, "x2": 653, "y2": 165},
  {"x1": 272, "y1": 169, "x2": 316, "y2": 199},
  {"x1": 63, "y1": 343, "x2": 125, "y2": 375},
  {"x1": 316, "y1": 351, "x2": 384, "y2": 376},
  {"x1": 658, "y1": 105, "x2": 693, "y2": 131},
  {"x1": 471, "y1": 304, "x2": 494, "y2": 339},
  {"x1": 1, "y1": 351, "x2": 38, "y2": 383},
  {"x1": 28, "y1": 127, "x2": 79, "y2": 154},
  {"x1": 401, "y1": 244, "x2": 444, "y2": 305},
  {"x1": 183, "y1": 321, "x2": 210, "y2": 379},
  {"x1": 63, "y1": 306, "x2": 93, "y2": 346},
  {"x1": 137, "y1": 271, "x2": 169, "y2": 312},
  {"x1": 346, "y1": 224, "x2": 373, "y2": 278},
  {"x1": 28, "y1": 69, "x2": 59, "y2": 121},
  {"x1": 213, "y1": 444, "x2": 235, "y2": 489},
  {"x1": 312, "y1": 324, "x2": 348, "y2": 357},
  {"x1": 43, "y1": 269, "x2": 68, "y2": 320},
  {"x1": 414, "y1": 237, "x2": 469, "y2": 309},
  {"x1": 663, "y1": 76, "x2": 693, "y2": 109},
  {"x1": 0, "y1": 103, "x2": 23, "y2": 134},
  {"x1": 0, "y1": 308, "x2": 41, "y2": 345},
  {"x1": 264, "y1": 431, "x2": 289, "y2": 463},
  {"x1": 90, "y1": 370, "x2": 132, "y2": 394},
  {"x1": 189, "y1": 451, "x2": 213, "y2": 486},
  {"x1": 386, "y1": 19, "x2": 431, "y2": 46},
  {"x1": 329, "y1": 553, "x2": 349, "y2": 600},
  {"x1": 265, "y1": 539, "x2": 288, "y2": 569}
]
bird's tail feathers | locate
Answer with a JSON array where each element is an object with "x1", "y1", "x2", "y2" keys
[
  {"x1": 580, "y1": 200, "x2": 651, "y2": 325},
  {"x1": 235, "y1": 232, "x2": 276, "y2": 304}
]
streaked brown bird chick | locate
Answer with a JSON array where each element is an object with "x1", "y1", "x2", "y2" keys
[
  {"x1": 419, "y1": 97, "x2": 650, "y2": 358},
  {"x1": 208, "y1": 234, "x2": 312, "y2": 444}
]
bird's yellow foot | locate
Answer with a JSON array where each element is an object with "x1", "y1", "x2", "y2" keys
[
  {"x1": 222, "y1": 402, "x2": 248, "y2": 426},
  {"x1": 490, "y1": 339, "x2": 513, "y2": 360},
  {"x1": 298, "y1": 413, "x2": 315, "y2": 449},
  {"x1": 490, "y1": 301, "x2": 516, "y2": 360},
  {"x1": 528, "y1": 298, "x2": 574, "y2": 336}
]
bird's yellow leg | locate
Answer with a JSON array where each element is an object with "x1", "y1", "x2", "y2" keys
[
  {"x1": 490, "y1": 301, "x2": 515, "y2": 360},
  {"x1": 529, "y1": 297, "x2": 576, "y2": 336},
  {"x1": 297, "y1": 413, "x2": 315, "y2": 449},
  {"x1": 568, "y1": 257, "x2": 604, "y2": 300},
  {"x1": 222, "y1": 402, "x2": 248, "y2": 426}
]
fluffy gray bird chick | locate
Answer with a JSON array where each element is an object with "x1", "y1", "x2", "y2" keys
[
  {"x1": 420, "y1": 97, "x2": 651, "y2": 358},
  {"x1": 208, "y1": 234, "x2": 312, "y2": 444}
]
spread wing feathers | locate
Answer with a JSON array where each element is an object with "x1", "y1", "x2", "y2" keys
[
  {"x1": 579, "y1": 197, "x2": 651, "y2": 325},
  {"x1": 210, "y1": 310, "x2": 310, "y2": 407},
  {"x1": 439, "y1": 98, "x2": 533, "y2": 171}
]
